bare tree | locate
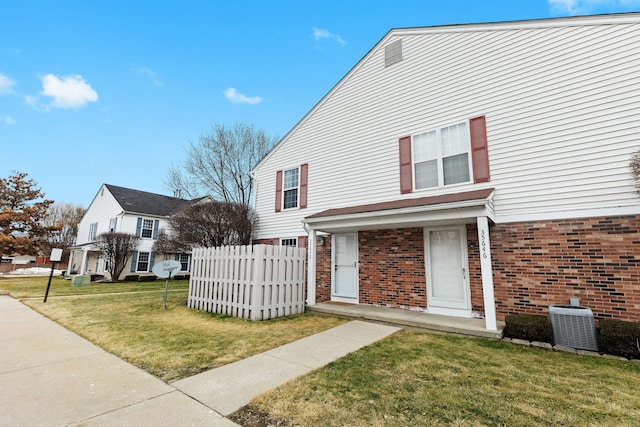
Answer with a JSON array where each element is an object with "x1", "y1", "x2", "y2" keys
[
  {"x1": 165, "y1": 123, "x2": 278, "y2": 204},
  {"x1": 95, "y1": 232, "x2": 140, "y2": 281},
  {"x1": 40, "y1": 203, "x2": 86, "y2": 261},
  {"x1": 161, "y1": 200, "x2": 253, "y2": 249},
  {"x1": 631, "y1": 148, "x2": 640, "y2": 195},
  {"x1": 152, "y1": 228, "x2": 189, "y2": 259}
]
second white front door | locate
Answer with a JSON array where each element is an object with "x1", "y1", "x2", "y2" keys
[
  {"x1": 332, "y1": 233, "x2": 358, "y2": 302},
  {"x1": 426, "y1": 226, "x2": 471, "y2": 316}
]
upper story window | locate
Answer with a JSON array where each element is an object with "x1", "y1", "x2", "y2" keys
[
  {"x1": 136, "y1": 217, "x2": 158, "y2": 239},
  {"x1": 109, "y1": 217, "x2": 118, "y2": 233},
  {"x1": 88, "y1": 222, "x2": 98, "y2": 241},
  {"x1": 141, "y1": 219, "x2": 154, "y2": 238},
  {"x1": 275, "y1": 163, "x2": 308, "y2": 212},
  {"x1": 283, "y1": 167, "x2": 299, "y2": 209},
  {"x1": 413, "y1": 122, "x2": 471, "y2": 190}
]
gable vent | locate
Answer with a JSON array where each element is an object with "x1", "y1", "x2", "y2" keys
[{"x1": 385, "y1": 39, "x2": 403, "y2": 67}]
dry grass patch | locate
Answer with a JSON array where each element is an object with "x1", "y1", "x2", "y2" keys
[
  {"x1": 243, "y1": 331, "x2": 640, "y2": 426},
  {"x1": 24, "y1": 291, "x2": 346, "y2": 382},
  {"x1": 0, "y1": 275, "x2": 189, "y2": 299}
]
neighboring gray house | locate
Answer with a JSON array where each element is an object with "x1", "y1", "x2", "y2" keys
[{"x1": 69, "y1": 184, "x2": 203, "y2": 280}]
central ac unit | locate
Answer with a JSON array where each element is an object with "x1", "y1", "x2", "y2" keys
[{"x1": 548, "y1": 305, "x2": 598, "y2": 351}]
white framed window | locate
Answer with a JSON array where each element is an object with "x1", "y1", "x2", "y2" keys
[
  {"x1": 141, "y1": 219, "x2": 154, "y2": 238},
  {"x1": 283, "y1": 167, "x2": 299, "y2": 209},
  {"x1": 413, "y1": 121, "x2": 471, "y2": 190},
  {"x1": 88, "y1": 222, "x2": 98, "y2": 240},
  {"x1": 281, "y1": 238, "x2": 298, "y2": 247},
  {"x1": 179, "y1": 254, "x2": 190, "y2": 272},
  {"x1": 137, "y1": 252, "x2": 150, "y2": 272},
  {"x1": 109, "y1": 217, "x2": 117, "y2": 233}
]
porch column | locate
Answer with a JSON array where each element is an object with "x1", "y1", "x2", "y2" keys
[
  {"x1": 67, "y1": 250, "x2": 74, "y2": 276},
  {"x1": 80, "y1": 248, "x2": 88, "y2": 275},
  {"x1": 477, "y1": 216, "x2": 497, "y2": 331},
  {"x1": 306, "y1": 228, "x2": 317, "y2": 306}
]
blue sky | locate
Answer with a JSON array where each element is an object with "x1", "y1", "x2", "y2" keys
[{"x1": 1, "y1": 0, "x2": 639, "y2": 207}]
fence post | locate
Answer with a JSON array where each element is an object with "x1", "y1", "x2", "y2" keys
[{"x1": 251, "y1": 245, "x2": 266, "y2": 321}]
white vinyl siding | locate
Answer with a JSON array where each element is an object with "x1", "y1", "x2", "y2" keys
[{"x1": 252, "y1": 16, "x2": 640, "y2": 238}]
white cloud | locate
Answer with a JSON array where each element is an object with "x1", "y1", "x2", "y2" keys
[
  {"x1": 549, "y1": 0, "x2": 640, "y2": 14},
  {"x1": 40, "y1": 74, "x2": 98, "y2": 109},
  {"x1": 3, "y1": 116, "x2": 16, "y2": 125},
  {"x1": 224, "y1": 87, "x2": 263, "y2": 105},
  {"x1": 313, "y1": 27, "x2": 347, "y2": 46},
  {"x1": 0, "y1": 74, "x2": 15, "y2": 94},
  {"x1": 137, "y1": 67, "x2": 164, "y2": 87}
]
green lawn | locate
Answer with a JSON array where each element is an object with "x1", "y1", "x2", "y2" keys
[{"x1": 242, "y1": 331, "x2": 640, "y2": 426}]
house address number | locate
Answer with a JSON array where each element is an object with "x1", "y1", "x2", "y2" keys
[{"x1": 480, "y1": 229, "x2": 489, "y2": 259}]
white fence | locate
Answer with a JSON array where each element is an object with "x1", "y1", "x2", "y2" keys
[{"x1": 187, "y1": 244, "x2": 306, "y2": 320}]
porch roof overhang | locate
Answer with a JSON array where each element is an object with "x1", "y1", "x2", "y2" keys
[{"x1": 303, "y1": 188, "x2": 495, "y2": 233}]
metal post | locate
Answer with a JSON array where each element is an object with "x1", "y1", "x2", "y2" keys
[{"x1": 43, "y1": 262, "x2": 56, "y2": 303}]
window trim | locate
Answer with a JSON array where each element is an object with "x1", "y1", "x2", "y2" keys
[
  {"x1": 141, "y1": 219, "x2": 154, "y2": 238},
  {"x1": 136, "y1": 251, "x2": 150, "y2": 272},
  {"x1": 281, "y1": 238, "x2": 298, "y2": 247},
  {"x1": 411, "y1": 120, "x2": 473, "y2": 191},
  {"x1": 282, "y1": 166, "x2": 300, "y2": 210},
  {"x1": 88, "y1": 222, "x2": 98, "y2": 241}
]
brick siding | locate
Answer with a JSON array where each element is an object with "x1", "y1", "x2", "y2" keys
[
  {"x1": 492, "y1": 215, "x2": 640, "y2": 322},
  {"x1": 254, "y1": 214, "x2": 640, "y2": 322},
  {"x1": 358, "y1": 228, "x2": 427, "y2": 309}
]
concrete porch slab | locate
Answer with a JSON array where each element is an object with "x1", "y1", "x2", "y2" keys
[{"x1": 308, "y1": 303, "x2": 505, "y2": 339}]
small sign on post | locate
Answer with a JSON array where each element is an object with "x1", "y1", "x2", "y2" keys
[
  {"x1": 152, "y1": 260, "x2": 181, "y2": 309},
  {"x1": 44, "y1": 248, "x2": 63, "y2": 303}
]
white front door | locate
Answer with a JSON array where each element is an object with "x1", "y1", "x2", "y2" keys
[
  {"x1": 332, "y1": 233, "x2": 358, "y2": 302},
  {"x1": 425, "y1": 226, "x2": 471, "y2": 316}
]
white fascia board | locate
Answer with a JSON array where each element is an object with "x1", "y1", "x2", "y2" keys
[
  {"x1": 392, "y1": 13, "x2": 640, "y2": 36},
  {"x1": 304, "y1": 200, "x2": 495, "y2": 233}
]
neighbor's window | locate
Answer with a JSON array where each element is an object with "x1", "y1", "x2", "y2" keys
[
  {"x1": 137, "y1": 252, "x2": 150, "y2": 272},
  {"x1": 88, "y1": 222, "x2": 98, "y2": 240},
  {"x1": 413, "y1": 122, "x2": 471, "y2": 189},
  {"x1": 283, "y1": 167, "x2": 299, "y2": 209},
  {"x1": 179, "y1": 254, "x2": 190, "y2": 271},
  {"x1": 281, "y1": 238, "x2": 297, "y2": 247},
  {"x1": 141, "y1": 219, "x2": 154, "y2": 238}
]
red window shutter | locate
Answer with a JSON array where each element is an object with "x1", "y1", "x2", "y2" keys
[
  {"x1": 470, "y1": 116, "x2": 490, "y2": 183},
  {"x1": 299, "y1": 163, "x2": 308, "y2": 209},
  {"x1": 398, "y1": 136, "x2": 412, "y2": 194},
  {"x1": 275, "y1": 170, "x2": 283, "y2": 212},
  {"x1": 298, "y1": 236, "x2": 307, "y2": 248}
]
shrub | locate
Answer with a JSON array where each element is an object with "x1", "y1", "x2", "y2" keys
[
  {"x1": 504, "y1": 314, "x2": 553, "y2": 343},
  {"x1": 138, "y1": 274, "x2": 157, "y2": 282},
  {"x1": 123, "y1": 274, "x2": 139, "y2": 282},
  {"x1": 598, "y1": 319, "x2": 640, "y2": 359},
  {"x1": 173, "y1": 274, "x2": 190, "y2": 280}
]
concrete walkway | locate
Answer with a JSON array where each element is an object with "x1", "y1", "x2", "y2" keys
[{"x1": 0, "y1": 296, "x2": 399, "y2": 426}]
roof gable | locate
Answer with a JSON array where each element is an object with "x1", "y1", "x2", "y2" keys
[{"x1": 251, "y1": 12, "x2": 640, "y2": 174}]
